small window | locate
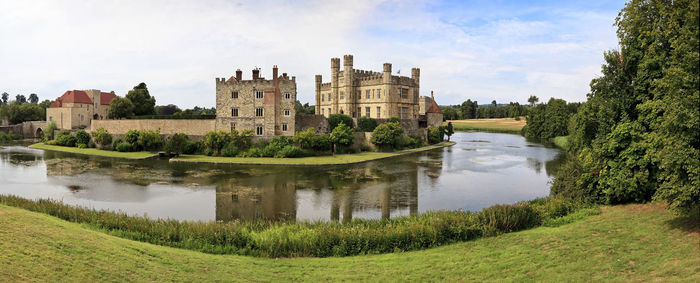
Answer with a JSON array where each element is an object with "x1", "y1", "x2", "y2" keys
[
  {"x1": 255, "y1": 90, "x2": 264, "y2": 99},
  {"x1": 284, "y1": 109, "x2": 290, "y2": 117},
  {"x1": 357, "y1": 107, "x2": 360, "y2": 117},
  {"x1": 377, "y1": 89, "x2": 381, "y2": 99},
  {"x1": 376, "y1": 107, "x2": 381, "y2": 118},
  {"x1": 284, "y1": 93, "x2": 291, "y2": 99},
  {"x1": 232, "y1": 108, "x2": 238, "y2": 117},
  {"x1": 256, "y1": 126, "x2": 263, "y2": 136},
  {"x1": 256, "y1": 107, "x2": 264, "y2": 117},
  {"x1": 230, "y1": 123, "x2": 236, "y2": 131},
  {"x1": 328, "y1": 108, "x2": 332, "y2": 114},
  {"x1": 232, "y1": 91, "x2": 238, "y2": 99},
  {"x1": 365, "y1": 107, "x2": 370, "y2": 117},
  {"x1": 366, "y1": 90, "x2": 370, "y2": 99},
  {"x1": 328, "y1": 94, "x2": 331, "y2": 101},
  {"x1": 372, "y1": 89, "x2": 375, "y2": 99},
  {"x1": 322, "y1": 94, "x2": 325, "y2": 102},
  {"x1": 340, "y1": 91, "x2": 344, "y2": 100},
  {"x1": 282, "y1": 123, "x2": 288, "y2": 132},
  {"x1": 356, "y1": 90, "x2": 361, "y2": 99}
]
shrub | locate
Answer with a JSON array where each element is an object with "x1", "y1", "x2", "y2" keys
[
  {"x1": 387, "y1": 116, "x2": 400, "y2": 123},
  {"x1": 330, "y1": 122, "x2": 354, "y2": 151},
  {"x1": 477, "y1": 203, "x2": 540, "y2": 236},
  {"x1": 311, "y1": 135, "x2": 332, "y2": 151},
  {"x1": 0, "y1": 132, "x2": 22, "y2": 142},
  {"x1": 402, "y1": 135, "x2": 424, "y2": 149},
  {"x1": 230, "y1": 129, "x2": 253, "y2": 150},
  {"x1": 76, "y1": 143, "x2": 87, "y2": 149},
  {"x1": 184, "y1": 140, "x2": 202, "y2": 154},
  {"x1": 55, "y1": 134, "x2": 77, "y2": 147},
  {"x1": 164, "y1": 133, "x2": 189, "y2": 155},
  {"x1": 293, "y1": 128, "x2": 316, "y2": 149},
  {"x1": 247, "y1": 147, "x2": 263, "y2": 157},
  {"x1": 75, "y1": 130, "x2": 90, "y2": 145},
  {"x1": 221, "y1": 142, "x2": 238, "y2": 157},
  {"x1": 88, "y1": 141, "x2": 96, "y2": 148},
  {"x1": 91, "y1": 128, "x2": 112, "y2": 148},
  {"x1": 356, "y1": 117, "x2": 378, "y2": 132},
  {"x1": 42, "y1": 121, "x2": 57, "y2": 141},
  {"x1": 328, "y1": 114, "x2": 353, "y2": 130},
  {"x1": 204, "y1": 131, "x2": 231, "y2": 156},
  {"x1": 116, "y1": 142, "x2": 133, "y2": 152},
  {"x1": 45, "y1": 140, "x2": 57, "y2": 145},
  {"x1": 112, "y1": 138, "x2": 126, "y2": 151},
  {"x1": 138, "y1": 129, "x2": 163, "y2": 151},
  {"x1": 124, "y1": 130, "x2": 140, "y2": 149},
  {"x1": 275, "y1": 145, "x2": 306, "y2": 158},
  {"x1": 428, "y1": 126, "x2": 445, "y2": 144},
  {"x1": 371, "y1": 121, "x2": 404, "y2": 149}
]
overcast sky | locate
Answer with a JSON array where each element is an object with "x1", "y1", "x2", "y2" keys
[{"x1": 0, "y1": 0, "x2": 623, "y2": 108}]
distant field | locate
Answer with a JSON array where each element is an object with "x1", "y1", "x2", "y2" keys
[{"x1": 446, "y1": 118, "x2": 526, "y2": 133}]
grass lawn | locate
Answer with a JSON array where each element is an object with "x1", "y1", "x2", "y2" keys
[
  {"x1": 29, "y1": 143, "x2": 158, "y2": 159},
  {"x1": 446, "y1": 117, "x2": 526, "y2": 134},
  {"x1": 553, "y1": 136, "x2": 570, "y2": 150},
  {"x1": 0, "y1": 203, "x2": 697, "y2": 281},
  {"x1": 171, "y1": 141, "x2": 456, "y2": 165}
]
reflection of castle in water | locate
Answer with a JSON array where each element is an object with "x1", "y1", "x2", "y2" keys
[{"x1": 215, "y1": 158, "x2": 425, "y2": 223}]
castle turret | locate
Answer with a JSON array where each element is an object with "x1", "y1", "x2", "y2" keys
[
  {"x1": 412, "y1": 68, "x2": 420, "y2": 104},
  {"x1": 315, "y1": 75, "x2": 322, "y2": 114},
  {"x1": 383, "y1": 63, "x2": 392, "y2": 109},
  {"x1": 331, "y1": 57, "x2": 340, "y2": 115},
  {"x1": 343, "y1": 54, "x2": 354, "y2": 116}
]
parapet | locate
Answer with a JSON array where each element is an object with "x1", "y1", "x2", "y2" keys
[
  {"x1": 343, "y1": 54, "x2": 353, "y2": 66},
  {"x1": 331, "y1": 58, "x2": 340, "y2": 69},
  {"x1": 383, "y1": 63, "x2": 392, "y2": 73}
]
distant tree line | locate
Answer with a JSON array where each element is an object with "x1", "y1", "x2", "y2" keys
[
  {"x1": 0, "y1": 92, "x2": 52, "y2": 124},
  {"x1": 440, "y1": 98, "x2": 532, "y2": 121}
]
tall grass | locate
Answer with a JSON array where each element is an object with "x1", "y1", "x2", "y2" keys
[{"x1": 0, "y1": 195, "x2": 591, "y2": 258}]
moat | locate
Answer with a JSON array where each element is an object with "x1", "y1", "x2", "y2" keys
[{"x1": 0, "y1": 132, "x2": 565, "y2": 223}]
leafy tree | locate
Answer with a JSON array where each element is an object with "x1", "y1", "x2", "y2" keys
[
  {"x1": 91, "y1": 128, "x2": 112, "y2": 148},
  {"x1": 15, "y1": 94, "x2": 27, "y2": 104},
  {"x1": 75, "y1": 130, "x2": 90, "y2": 145},
  {"x1": 38, "y1": 99, "x2": 52, "y2": 111},
  {"x1": 328, "y1": 114, "x2": 353, "y2": 130},
  {"x1": 445, "y1": 122, "x2": 454, "y2": 141},
  {"x1": 491, "y1": 100, "x2": 497, "y2": 107},
  {"x1": 155, "y1": 104, "x2": 182, "y2": 115},
  {"x1": 440, "y1": 106, "x2": 460, "y2": 121},
  {"x1": 330, "y1": 122, "x2": 354, "y2": 153},
  {"x1": 28, "y1": 93, "x2": 38, "y2": 104},
  {"x1": 137, "y1": 129, "x2": 163, "y2": 151},
  {"x1": 125, "y1": 82, "x2": 156, "y2": 116},
  {"x1": 203, "y1": 131, "x2": 231, "y2": 156},
  {"x1": 107, "y1": 97, "x2": 134, "y2": 119},
  {"x1": 527, "y1": 95, "x2": 539, "y2": 106},
  {"x1": 1, "y1": 92, "x2": 8, "y2": 105},
  {"x1": 387, "y1": 117, "x2": 400, "y2": 123},
  {"x1": 524, "y1": 98, "x2": 574, "y2": 140},
  {"x1": 370, "y1": 121, "x2": 404, "y2": 149},
  {"x1": 42, "y1": 121, "x2": 57, "y2": 141},
  {"x1": 2, "y1": 102, "x2": 44, "y2": 124},
  {"x1": 356, "y1": 117, "x2": 378, "y2": 132},
  {"x1": 293, "y1": 128, "x2": 316, "y2": 149},
  {"x1": 164, "y1": 133, "x2": 189, "y2": 155},
  {"x1": 295, "y1": 100, "x2": 315, "y2": 115},
  {"x1": 460, "y1": 99, "x2": 478, "y2": 119},
  {"x1": 428, "y1": 126, "x2": 445, "y2": 144}
]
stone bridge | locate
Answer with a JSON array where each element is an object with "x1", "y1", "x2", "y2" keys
[{"x1": 0, "y1": 121, "x2": 47, "y2": 139}]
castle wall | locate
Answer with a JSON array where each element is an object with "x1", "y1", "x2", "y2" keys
[
  {"x1": 90, "y1": 119, "x2": 216, "y2": 137},
  {"x1": 295, "y1": 114, "x2": 330, "y2": 134}
]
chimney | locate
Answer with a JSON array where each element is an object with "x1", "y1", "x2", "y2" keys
[
  {"x1": 236, "y1": 69, "x2": 242, "y2": 81},
  {"x1": 431, "y1": 90, "x2": 434, "y2": 99},
  {"x1": 272, "y1": 65, "x2": 278, "y2": 80},
  {"x1": 252, "y1": 68, "x2": 260, "y2": 80}
]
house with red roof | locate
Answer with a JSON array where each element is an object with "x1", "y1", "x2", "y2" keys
[{"x1": 46, "y1": 90, "x2": 117, "y2": 129}]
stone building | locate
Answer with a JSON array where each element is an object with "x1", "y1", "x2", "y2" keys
[
  {"x1": 215, "y1": 66, "x2": 296, "y2": 137},
  {"x1": 314, "y1": 55, "x2": 420, "y2": 120},
  {"x1": 46, "y1": 90, "x2": 116, "y2": 129}
]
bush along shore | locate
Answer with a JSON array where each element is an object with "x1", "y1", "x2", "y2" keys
[
  {"x1": 0, "y1": 195, "x2": 597, "y2": 258},
  {"x1": 35, "y1": 115, "x2": 453, "y2": 163}
]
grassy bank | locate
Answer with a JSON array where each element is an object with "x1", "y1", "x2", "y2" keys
[
  {"x1": 1, "y1": 203, "x2": 697, "y2": 281},
  {"x1": 552, "y1": 135, "x2": 570, "y2": 150},
  {"x1": 171, "y1": 141, "x2": 456, "y2": 165},
  {"x1": 446, "y1": 118, "x2": 526, "y2": 134},
  {"x1": 0, "y1": 195, "x2": 586, "y2": 258},
  {"x1": 29, "y1": 143, "x2": 158, "y2": 159}
]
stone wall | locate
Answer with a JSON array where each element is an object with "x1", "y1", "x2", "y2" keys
[
  {"x1": 295, "y1": 114, "x2": 330, "y2": 134},
  {"x1": 427, "y1": 112, "x2": 443, "y2": 128},
  {"x1": 0, "y1": 121, "x2": 46, "y2": 138},
  {"x1": 90, "y1": 119, "x2": 216, "y2": 138}
]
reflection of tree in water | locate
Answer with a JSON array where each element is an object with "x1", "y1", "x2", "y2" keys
[
  {"x1": 215, "y1": 173, "x2": 297, "y2": 222},
  {"x1": 545, "y1": 152, "x2": 568, "y2": 177},
  {"x1": 0, "y1": 148, "x2": 43, "y2": 167},
  {"x1": 526, "y1": 158, "x2": 543, "y2": 174}
]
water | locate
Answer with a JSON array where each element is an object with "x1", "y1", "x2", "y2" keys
[{"x1": 0, "y1": 132, "x2": 566, "y2": 223}]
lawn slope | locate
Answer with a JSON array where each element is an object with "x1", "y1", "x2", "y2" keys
[
  {"x1": 1, "y1": 204, "x2": 697, "y2": 281},
  {"x1": 29, "y1": 143, "x2": 158, "y2": 159},
  {"x1": 446, "y1": 118, "x2": 525, "y2": 134}
]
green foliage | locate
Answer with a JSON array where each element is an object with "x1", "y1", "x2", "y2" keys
[
  {"x1": 328, "y1": 114, "x2": 353, "y2": 130},
  {"x1": 204, "y1": 131, "x2": 232, "y2": 156},
  {"x1": 55, "y1": 134, "x2": 77, "y2": 147},
  {"x1": 0, "y1": 195, "x2": 586, "y2": 258},
  {"x1": 107, "y1": 97, "x2": 134, "y2": 119},
  {"x1": 125, "y1": 82, "x2": 156, "y2": 116},
  {"x1": 295, "y1": 100, "x2": 315, "y2": 115},
  {"x1": 42, "y1": 121, "x2": 57, "y2": 141},
  {"x1": 74, "y1": 130, "x2": 90, "y2": 145},
  {"x1": 183, "y1": 140, "x2": 202, "y2": 154},
  {"x1": 247, "y1": 147, "x2": 263, "y2": 157},
  {"x1": 445, "y1": 122, "x2": 454, "y2": 141},
  {"x1": 330, "y1": 122, "x2": 354, "y2": 149},
  {"x1": 76, "y1": 143, "x2": 87, "y2": 149},
  {"x1": 221, "y1": 142, "x2": 238, "y2": 157},
  {"x1": 0, "y1": 101, "x2": 44, "y2": 124},
  {"x1": 124, "y1": 130, "x2": 139, "y2": 145},
  {"x1": 311, "y1": 135, "x2": 332, "y2": 151},
  {"x1": 460, "y1": 99, "x2": 479, "y2": 119},
  {"x1": 525, "y1": 98, "x2": 574, "y2": 140},
  {"x1": 91, "y1": 128, "x2": 112, "y2": 148},
  {"x1": 164, "y1": 133, "x2": 189, "y2": 155},
  {"x1": 427, "y1": 126, "x2": 445, "y2": 144},
  {"x1": 356, "y1": 117, "x2": 378, "y2": 132},
  {"x1": 387, "y1": 117, "x2": 400, "y2": 123},
  {"x1": 87, "y1": 141, "x2": 96, "y2": 148},
  {"x1": 116, "y1": 142, "x2": 133, "y2": 152},
  {"x1": 293, "y1": 128, "x2": 316, "y2": 149},
  {"x1": 137, "y1": 129, "x2": 163, "y2": 151},
  {"x1": 276, "y1": 145, "x2": 307, "y2": 158},
  {"x1": 0, "y1": 132, "x2": 22, "y2": 142},
  {"x1": 370, "y1": 121, "x2": 404, "y2": 149},
  {"x1": 401, "y1": 135, "x2": 424, "y2": 149}
]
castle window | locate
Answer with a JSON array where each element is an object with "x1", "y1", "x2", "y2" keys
[
  {"x1": 232, "y1": 108, "x2": 238, "y2": 117},
  {"x1": 356, "y1": 90, "x2": 361, "y2": 99},
  {"x1": 282, "y1": 123, "x2": 288, "y2": 132},
  {"x1": 372, "y1": 89, "x2": 375, "y2": 99},
  {"x1": 400, "y1": 88, "x2": 409, "y2": 99},
  {"x1": 328, "y1": 94, "x2": 331, "y2": 101},
  {"x1": 365, "y1": 107, "x2": 370, "y2": 117},
  {"x1": 255, "y1": 90, "x2": 264, "y2": 99},
  {"x1": 340, "y1": 91, "x2": 344, "y2": 100},
  {"x1": 366, "y1": 90, "x2": 370, "y2": 99},
  {"x1": 322, "y1": 108, "x2": 324, "y2": 115},
  {"x1": 328, "y1": 108, "x2": 332, "y2": 114},
  {"x1": 322, "y1": 94, "x2": 325, "y2": 102},
  {"x1": 284, "y1": 93, "x2": 291, "y2": 99},
  {"x1": 256, "y1": 107, "x2": 264, "y2": 117},
  {"x1": 232, "y1": 91, "x2": 238, "y2": 99},
  {"x1": 377, "y1": 89, "x2": 381, "y2": 99},
  {"x1": 376, "y1": 107, "x2": 381, "y2": 118},
  {"x1": 256, "y1": 126, "x2": 263, "y2": 136},
  {"x1": 230, "y1": 123, "x2": 236, "y2": 131},
  {"x1": 284, "y1": 109, "x2": 290, "y2": 117}
]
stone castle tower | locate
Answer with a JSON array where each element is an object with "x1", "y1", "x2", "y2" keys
[{"x1": 315, "y1": 55, "x2": 420, "y2": 119}]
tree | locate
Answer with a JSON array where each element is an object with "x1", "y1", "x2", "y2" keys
[
  {"x1": 295, "y1": 100, "x2": 315, "y2": 115},
  {"x1": 330, "y1": 122, "x2": 354, "y2": 154},
  {"x1": 38, "y1": 99, "x2": 52, "y2": 111},
  {"x1": 357, "y1": 117, "x2": 378, "y2": 132},
  {"x1": 28, "y1": 93, "x2": 39, "y2": 103},
  {"x1": 91, "y1": 128, "x2": 112, "y2": 148},
  {"x1": 15, "y1": 94, "x2": 26, "y2": 104},
  {"x1": 370, "y1": 121, "x2": 404, "y2": 149},
  {"x1": 491, "y1": 100, "x2": 497, "y2": 107},
  {"x1": 441, "y1": 106, "x2": 460, "y2": 121},
  {"x1": 125, "y1": 82, "x2": 156, "y2": 116},
  {"x1": 107, "y1": 97, "x2": 135, "y2": 119},
  {"x1": 156, "y1": 104, "x2": 182, "y2": 115},
  {"x1": 42, "y1": 121, "x2": 57, "y2": 141},
  {"x1": 328, "y1": 114, "x2": 353, "y2": 130},
  {"x1": 445, "y1": 122, "x2": 454, "y2": 141},
  {"x1": 293, "y1": 128, "x2": 316, "y2": 149},
  {"x1": 527, "y1": 95, "x2": 539, "y2": 106},
  {"x1": 203, "y1": 131, "x2": 231, "y2": 156},
  {"x1": 1, "y1": 92, "x2": 8, "y2": 105},
  {"x1": 461, "y1": 99, "x2": 478, "y2": 119}
]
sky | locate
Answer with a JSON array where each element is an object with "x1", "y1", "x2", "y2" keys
[{"x1": 0, "y1": 0, "x2": 624, "y2": 108}]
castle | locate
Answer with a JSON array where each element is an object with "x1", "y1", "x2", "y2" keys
[
  {"x1": 46, "y1": 90, "x2": 116, "y2": 129},
  {"x1": 215, "y1": 66, "x2": 296, "y2": 136},
  {"x1": 315, "y1": 55, "x2": 422, "y2": 119}
]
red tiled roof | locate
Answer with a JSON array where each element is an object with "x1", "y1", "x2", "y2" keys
[
  {"x1": 427, "y1": 100, "x2": 442, "y2": 114},
  {"x1": 100, "y1": 92, "x2": 116, "y2": 105}
]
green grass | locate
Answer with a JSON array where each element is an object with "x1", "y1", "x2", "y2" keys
[
  {"x1": 446, "y1": 118, "x2": 526, "y2": 134},
  {"x1": 1, "y1": 203, "x2": 697, "y2": 281},
  {"x1": 553, "y1": 136, "x2": 570, "y2": 150},
  {"x1": 29, "y1": 143, "x2": 158, "y2": 159},
  {"x1": 171, "y1": 142, "x2": 456, "y2": 165}
]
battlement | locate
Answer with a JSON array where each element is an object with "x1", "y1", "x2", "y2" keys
[
  {"x1": 331, "y1": 58, "x2": 340, "y2": 69},
  {"x1": 343, "y1": 54, "x2": 353, "y2": 66}
]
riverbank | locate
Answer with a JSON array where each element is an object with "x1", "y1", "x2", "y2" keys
[
  {"x1": 446, "y1": 118, "x2": 525, "y2": 134},
  {"x1": 28, "y1": 143, "x2": 159, "y2": 159},
  {"x1": 170, "y1": 141, "x2": 456, "y2": 166},
  {"x1": 1, "y1": 203, "x2": 696, "y2": 281}
]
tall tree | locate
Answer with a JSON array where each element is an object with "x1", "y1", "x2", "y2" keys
[
  {"x1": 28, "y1": 93, "x2": 39, "y2": 103},
  {"x1": 527, "y1": 95, "x2": 539, "y2": 106},
  {"x1": 15, "y1": 94, "x2": 26, "y2": 104},
  {"x1": 1, "y1": 92, "x2": 8, "y2": 105},
  {"x1": 125, "y1": 82, "x2": 156, "y2": 116},
  {"x1": 107, "y1": 97, "x2": 135, "y2": 119}
]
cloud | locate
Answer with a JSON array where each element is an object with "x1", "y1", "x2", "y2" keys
[{"x1": 0, "y1": 0, "x2": 621, "y2": 107}]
